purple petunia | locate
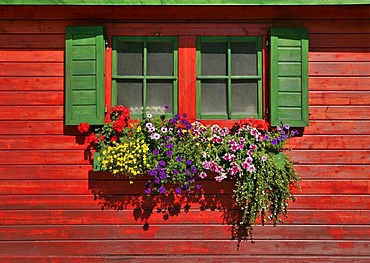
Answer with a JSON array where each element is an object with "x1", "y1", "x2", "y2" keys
[
  {"x1": 158, "y1": 186, "x2": 166, "y2": 194},
  {"x1": 153, "y1": 149, "x2": 160, "y2": 155},
  {"x1": 148, "y1": 169, "x2": 157, "y2": 176},
  {"x1": 144, "y1": 187, "x2": 151, "y2": 195},
  {"x1": 186, "y1": 159, "x2": 192, "y2": 165},
  {"x1": 175, "y1": 187, "x2": 182, "y2": 195},
  {"x1": 176, "y1": 156, "x2": 183, "y2": 162},
  {"x1": 164, "y1": 105, "x2": 169, "y2": 110},
  {"x1": 158, "y1": 160, "x2": 166, "y2": 167},
  {"x1": 271, "y1": 139, "x2": 278, "y2": 145},
  {"x1": 166, "y1": 143, "x2": 174, "y2": 149},
  {"x1": 159, "y1": 172, "x2": 167, "y2": 180},
  {"x1": 166, "y1": 150, "x2": 173, "y2": 156}
]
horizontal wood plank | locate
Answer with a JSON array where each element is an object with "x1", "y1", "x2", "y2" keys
[
  {"x1": 0, "y1": 91, "x2": 63, "y2": 105},
  {"x1": 309, "y1": 62, "x2": 370, "y2": 76},
  {"x1": 0, "y1": 34, "x2": 64, "y2": 49},
  {"x1": 1, "y1": 195, "x2": 369, "y2": 210},
  {"x1": 1, "y1": 256, "x2": 369, "y2": 263},
  {"x1": 0, "y1": 106, "x2": 63, "y2": 120},
  {"x1": 309, "y1": 106, "x2": 370, "y2": 120},
  {"x1": 305, "y1": 20, "x2": 370, "y2": 34},
  {"x1": 0, "y1": 165, "x2": 91, "y2": 180},
  {"x1": 288, "y1": 150, "x2": 370, "y2": 164},
  {"x1": 1, "y1": 210, "x2": 369, "y2": 225},
  {"x1": 0, "y1": 150, "x2": 89, "y2": 165},
  {"x1": 0, "y1": 240, "x2": 369, "y2": 256},
  {"x1": 0, "y1": 121, "x2": 64, "y2": 135},
  {"x1": 286, "y1": 135, "x2": 370, "y2": 149},
  {"x1": 304, "y1": 121, "x2": 370, "y2": 135},
  {"x1": 0, "y1": 62, "x2": 63, "y2": 77},
  {"x1": 0, "y1": 135, "x2": 85, "y2": 150},
  {"x1": 309, "y1": 77, "x2": 370, "y2": 91},
  {"x1": 310, "y1": 33, "x2": 370, "y2": 48},
  {"x1": 0, "y1": 50, "x2": 63, "y2": 62},
  {"x1": 309, "y1": 91, "x2": 370, "y2": 106},
  {"x1": 295, "y1": 165, "x2": 370, "y2": 179},
  {"x1": 1, "y1": 6, "x2": 369, "y2": 20},
  {"x1": 0, "y1": 77, "x2": 63, "y2": 91},
  {"x1": 309, "y1": 52, "x2": 370, "y2": 62},
  {"x1": 0, "y1": 225, "x2": 369, "y2": 241}
]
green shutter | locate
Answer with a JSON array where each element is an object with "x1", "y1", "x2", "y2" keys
[
  {"x1": 270, "y1": 28, "x2": 309, "y2": 127},
  {"x1": 65, "y1": 26, "x2": 105, "y2": 125}
]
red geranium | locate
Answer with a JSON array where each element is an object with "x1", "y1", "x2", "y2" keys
[
  {"x1": 113, "y1": 115, "x2": 129, "y2": 133},
  {"x1": 77, "y1": 122, "x2": 90, "y2": 133},
  {"x1": 86, "y1": 133, "x2": 98, "y2": 144},
  {"x1": 235, "y1": 117, "x2": 269, "y2": 131},
  {"x1": 112, "y1": 105, "x2": 130, "y2": 119}
]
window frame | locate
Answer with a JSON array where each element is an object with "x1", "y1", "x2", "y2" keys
[
  {"x1": 104, "y1": 23, "x2": 270, "y2": 125},
  {"x1": 112, "y1": 36, "x2": 178, "y2": 119},
  {"x1": 196, "y1": 36, "x2": 263, "y2": 120}
]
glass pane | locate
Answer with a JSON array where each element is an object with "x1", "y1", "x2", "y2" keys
[
  {"x1": 116, "y1": 41, "x2": 143, "y2": 76},
  {"x1": 116, "y1": 80, "x2": 143, "y2": 115},
  {"x1": 201, "y1": 42, "x2": 227, "y2": 76},
  {"x1": 231, "y1": 42, "x2": 257, "y2": 76},
  {"x1": 231, "y1": 80, "x2": 258, "y2": 115},
  {"x1": 147, "y1": 42, "x2": 174, "y2": 76},
  {"x1": 146, "y1": 80, "x2": 173, "y2": 115},
  {"x1": 201, "y1": 80, "x2": 227, "y2": 115}
]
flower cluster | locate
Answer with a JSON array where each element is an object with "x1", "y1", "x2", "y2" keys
[
  {"x1": 191, "y1": 118, "x2": 300, "y2": 230},
  {"x1": 78, "y1": 106, "x2": 300, "y2": 235}
]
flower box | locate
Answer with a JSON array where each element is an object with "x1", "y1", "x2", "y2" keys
[{"x1": 78, "y1": 105, "x2": 300, "y2": 240}]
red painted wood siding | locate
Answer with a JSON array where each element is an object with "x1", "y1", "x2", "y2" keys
[{"x1": 0, "y1": 5, "x2": 369, "y2": 262}]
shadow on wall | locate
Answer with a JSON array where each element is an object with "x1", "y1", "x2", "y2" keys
[{"x1": 88, "y1": 170, "x2": 252, "y2": 244}]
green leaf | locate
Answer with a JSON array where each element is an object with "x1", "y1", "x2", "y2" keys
[
  {"x1": 273, "y1": 152, "x2": 286, "y2": 171},
  {"x1": 93, "y1": 152, "x2": 101, "y2": 171}
]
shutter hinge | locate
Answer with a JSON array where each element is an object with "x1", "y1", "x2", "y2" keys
[
  {"x1": 105, "y1": 104, "x2": 108, "y2": 115},
  {"x1": 105, "y1": 40, "x2": 109, "y2": 50},
  {"x1": 266, "y1": 39, "x2": 269, "y2": 46}
]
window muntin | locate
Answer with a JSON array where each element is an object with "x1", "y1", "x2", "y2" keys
[
  {"x1": 196, "y1": 36, "x2": 262, "y2": 119},
  {"x1": 112, "y1": 36, "x2": 178, "y2": 118}
]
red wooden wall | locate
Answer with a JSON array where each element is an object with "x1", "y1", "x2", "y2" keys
[{"x1": 0, "y1": 5, "x2": 369, "y2": 262}]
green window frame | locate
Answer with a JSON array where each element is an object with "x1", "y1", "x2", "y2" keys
[
  {"x1": 112, "y1": 36, "x2": 178, "y2": 119},
  {"x1": 196, "y1": 36, "x2": 263, "y2": 120}
]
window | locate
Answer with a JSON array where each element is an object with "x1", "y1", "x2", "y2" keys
[
  {"x1": 65, "y1": 24, "x2": 308, "y2": 127},
  {"x1": 112, "y1": 37, "x2": 178, "y2": 118},
  {"x1": 196, "y1": 37, "x2": 262, "y2": 119}
]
